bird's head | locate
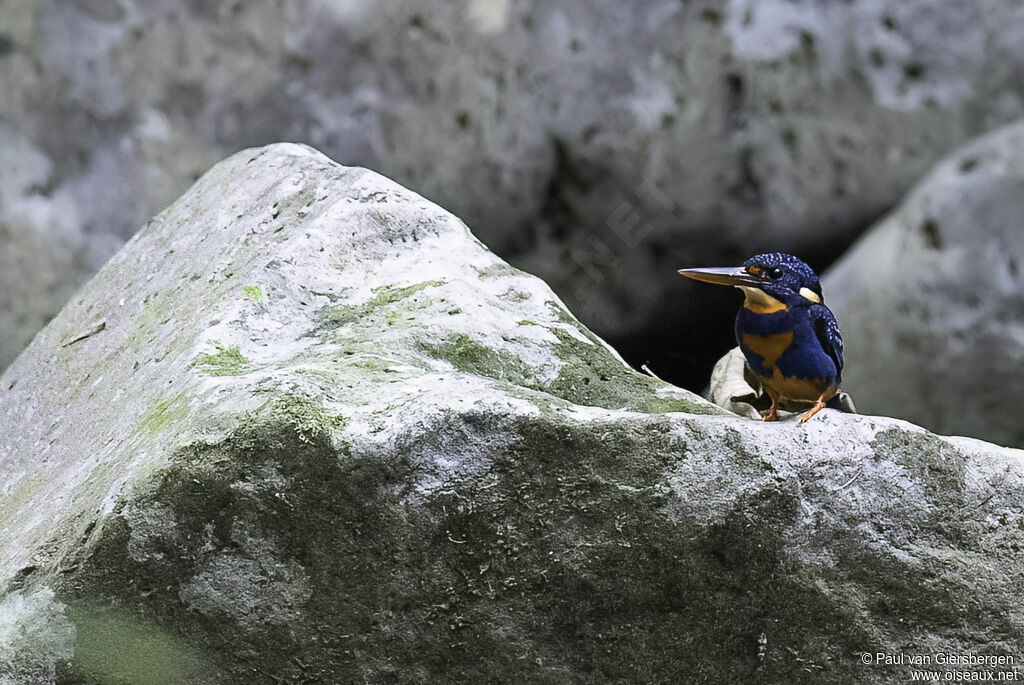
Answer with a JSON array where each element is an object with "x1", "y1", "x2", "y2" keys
[{"x1": 678, "y1": 252, "x2": 824, "y2": 313}]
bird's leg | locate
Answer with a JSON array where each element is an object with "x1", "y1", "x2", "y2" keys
[
  {"x1": 797, "y1": 398, "x2": 825, "y2": 424},
  {"x1": 798, "y1": 387, "x2": 837, "y2": 424},
  {"x1": 762, "y1": 388, "x2": 780, "y2": 422}
]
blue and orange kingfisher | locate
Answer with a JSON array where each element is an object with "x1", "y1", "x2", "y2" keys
[{"x1": 679, "y1": 253, "x2": 844, "y2": 423}]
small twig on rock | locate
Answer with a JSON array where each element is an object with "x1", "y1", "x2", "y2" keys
[
  {"x1": 61, "y1": 320, "x2": 107, "y2": 347},
  {"x1": 640, "y1": 363, "x2": 666, "y2": 383},
  {"x1": 838, "y1": 469, "x2": 863, "y2": 490}
]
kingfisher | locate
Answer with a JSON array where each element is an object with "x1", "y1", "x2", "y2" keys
[{"x1": 678, "y1": 253, "x2": 844, "y2": 423}]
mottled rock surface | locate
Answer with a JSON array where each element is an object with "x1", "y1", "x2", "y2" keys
[
  {"x1": 1, "y1": 145, "x2": 1023, "y2": 684},
  {"x1": 824, "y1": 121, "x2": 1024, "y2": 448},
  {"x1": 6, "y1": 0, "x2": 1024, "y2": 370}
]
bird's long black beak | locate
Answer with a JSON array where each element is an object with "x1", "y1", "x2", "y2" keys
[{"x1": 677, "y1": 266, "x2": 759, "y2": 287}]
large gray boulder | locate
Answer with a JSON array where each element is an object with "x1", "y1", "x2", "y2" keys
[
  {"x1": 6, "y1": 1, "x2": 1024, "y2": 369},
  {"x1": 2, "y1": 144, "x2": 1024, "y2": 683},
  {"x1": 824, "y1": 121, "x2": 1024, "y2": 448}
]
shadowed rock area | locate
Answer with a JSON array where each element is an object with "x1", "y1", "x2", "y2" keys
[
  {"x1": 1, "y1": 145, "x2": 1023, "y2": 683},
  {"x1": 825, "y1": 121, "x2": 1024, "y2": 448}
]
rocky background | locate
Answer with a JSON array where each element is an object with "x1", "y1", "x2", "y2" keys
[{"x1": 1, "y1": 5, "x2": 1023, "y2": 424}]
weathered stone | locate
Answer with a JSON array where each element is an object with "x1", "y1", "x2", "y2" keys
[
  {"x1": 706, "y1": 347, "x2": 764, "y2": 421},
  {"x1": 6, "y1": 1, "x2": 1024, "y2": 370},
  {"x1": 824, "y1": 121, "x2": 1024, "y2": 448},
  {"x1": 1, "y1": 145, "x2": 1023, "y2": 683}
]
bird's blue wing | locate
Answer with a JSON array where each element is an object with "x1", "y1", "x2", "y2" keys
[{"x1": 810, "y1": 305, "x2": 844, "y2": 383}]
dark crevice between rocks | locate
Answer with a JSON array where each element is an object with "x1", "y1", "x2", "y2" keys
[
  {"x1": 902, "y1": 61, "x2": 926, "y2": 80},
  {"x1": 725, "y1": 72, "x2": 746, "y2": 133},
  {"x1": 920, "y1": 219, "x2": 943, "y2": 250},
  {"x1": 728, "y1": 146, "x2": 764, "y2": 207},
  {"x1": 958, "y1": 156, "x2": 980, "y2": 173},
  {"x1": 503, "y1": 136, "x2": 587, "y2": 258}
]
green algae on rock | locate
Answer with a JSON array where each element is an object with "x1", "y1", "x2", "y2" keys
[
  {"x1": 240, "y1": 285, "x2": 266, "y2": 303},
  {"x1": 190, "y1": 343, "x2": 251, "y2": 377}
]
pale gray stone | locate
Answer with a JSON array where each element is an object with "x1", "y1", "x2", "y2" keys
[{"x1": 824, "y1": 121, "x2": 1024, "y2": 448}]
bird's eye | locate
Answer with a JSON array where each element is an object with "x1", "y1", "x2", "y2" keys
[{"x1": 767, "y1": 267, "x2": 783, "y2": 280}]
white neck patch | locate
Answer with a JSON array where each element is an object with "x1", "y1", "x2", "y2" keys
[{"x1": 799, "y1": 287, "x2": 822, "y2": 303}]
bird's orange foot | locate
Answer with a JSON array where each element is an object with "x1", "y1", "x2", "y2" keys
[
  {"x1": 798, "y1": 397, "x2": 832, "y2": 423},
  {"x1": 762, "y1": 408, "x2": 780, "y2": 422},
  {"x1": 797, "y1": 403, "x2": 824, "y2": 423},
  {"x1": 798, "y1": 387, "x2": 838, "y2": 424}
]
